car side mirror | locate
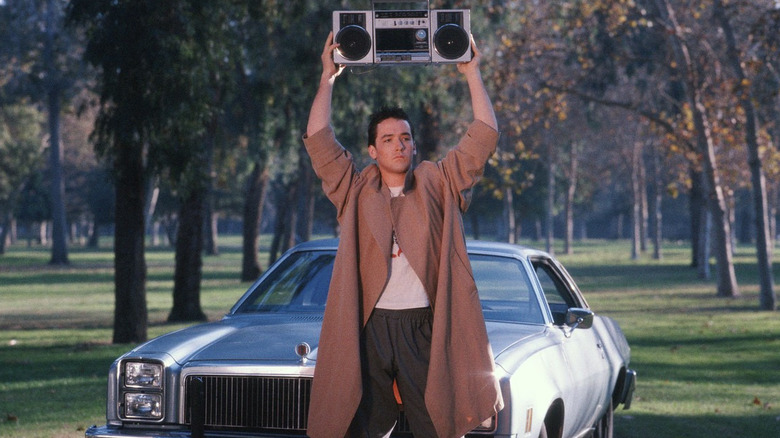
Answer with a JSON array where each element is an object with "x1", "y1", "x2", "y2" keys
[{"x1": 565, "y1": 308, "x2": 594, "y2": 330}]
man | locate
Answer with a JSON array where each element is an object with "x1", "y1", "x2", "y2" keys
[{"x1": 303, "y1": 31, "x2": 503, "y2": 438}]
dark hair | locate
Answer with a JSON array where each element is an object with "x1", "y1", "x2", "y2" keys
[{"x1": 367, "y1": 106, "x2": 414, "y2": 147}]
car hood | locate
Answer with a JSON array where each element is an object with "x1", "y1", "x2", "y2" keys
[
  {"x1": 131, "y1": 314, "x2": 324, "y2": 365},
  {"x1": 130, "y1": 314, "x2": 547, "y2": 367}
]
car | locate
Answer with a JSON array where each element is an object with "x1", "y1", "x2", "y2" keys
[{"x1": 85, "y1": 239, "x2": 636, "y2": 438}]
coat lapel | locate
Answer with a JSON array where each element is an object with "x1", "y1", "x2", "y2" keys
[{"x1": 363, "y1": 184, "x2": 393, "y2": 255}]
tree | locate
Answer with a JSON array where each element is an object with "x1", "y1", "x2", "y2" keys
[
  {"x1": 1, "y1": 0, "x2": 89, "y2": 263},
  {"x1": 60, "y1": 91, "x2": 105, "y2": 246},
  {"x1": 42, "y1": 0, "x2": 69, "y2": 264},
  {"x1": 161, "y1": 2, "x2": 239, "y2": 323},
  {"x1": 0, "y1": 104, "x2": 45, "y2": 253},
  {"x1": 523, "y1": 0, "x2": 744, "y2": 297},
  {"x1": 652, "y1": 0, "x2": 739, "y2": 297},
  {"x1": 234, "y1": 1, "x2": 331, "y2": 279},
  {"x1": 68, "y1": 0, "x2": 196, "y2": 342},
  {"x1": 713, "y1": 0, "x2": 776, "y2": 310}
]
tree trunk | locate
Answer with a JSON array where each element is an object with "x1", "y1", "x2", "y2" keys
[
  {"x1": 697, "y1": 201, "x2": 711, "y2": 281},
  {"x1": 631, "y1": 141, "x2": 642, "y2": 260},
  {"x1": 639, "y1": 148, "x2": 649, "y2": 253},
  {"x1": 564, "y1": 143, "x2": 578, "y2": 255},
  {"x1": 241, "y1": 161, "x2": 269, "y2": 281},
  {"x1": 88, "y1": 220, "x2": 100, "y2": 248},
  {"x1": 470, "y1": 214, "x2": 481, "y2": 240},
  {"x1": 284, "y1": 180, "x2": 299, "y2": 252},
  {"x1": 269, "y1": 181, "x2": 295, "y2": 265},
  {"x1": 203, "y1": 119, "x2": 219, "y2": 256},
  {"x1": 656, "y1": 0, "x2": 738, "y2": 297},
  {"x1": 504, "y1": 187, "x2": 516, "y2": 244},
  {"x1": 514, "y1": 216, "x2": 522, "y2": 242},
  {"x1": 0, "y1": 212, "x2": 11, "y2": 254},
  {"x1": 714, "y1": 0, "x2": 775, "y2": 310},
  {"x1": 534, "y1": 219, "x2": 542, "y2": 242},
  {"x1": 168, "y1": 187, "x2": 207, "y2": 322},
  {"x1": 296, "y1": 144, "x2": 315, "y2": 243},
  {"x1": 546, "y1": 146, "x2": 555, "y2": 255},
  {"x1": 698, "y1": 111, "x2": 738, "y2": 296},
  {"x1": 205, "y1": 204, "x2": 219, "y2": 256},
  {"x1": 652, "y1": 145, "x2": 663, "y2": 260},
  {"x1": 689, "y1": 168, "x2": 704, "y2": 267},
  {"x1": 112, "y1": 140, "x2": 148, "y2": 344},
  {"x1": 45, "y1": 0, "x2": 68, "y2": 265},
  {"x1": 144, "y1": 181, "x2": 159, "y2": 245},
  {"x1": 8, "y1": 217, "x2": 16, "y2": 245}
]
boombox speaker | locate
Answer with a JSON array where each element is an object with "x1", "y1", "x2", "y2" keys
[
  {"x1": 333, "y1": 10, "x2": 374, "y2": 64},
  {"x1": 333, "y1": 7, "x2": 471, "y2": 65},
  {"x1": 431, "y1": 10, "x2": 471, "y2": 63}
]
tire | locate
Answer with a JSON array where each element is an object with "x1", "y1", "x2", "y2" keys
[
  {"x1": 593, "y1": 399, "x2": 614, "y2": 438},
  {"x1": 538, "y1": 421, "x2": 549, "y2": 438}
]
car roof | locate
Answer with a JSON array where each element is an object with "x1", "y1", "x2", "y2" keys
[{"x1": 290, "y1": 238, "x2": 552, "y2": 260}]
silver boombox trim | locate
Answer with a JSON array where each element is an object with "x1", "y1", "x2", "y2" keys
[{"x1": 333, "y1": 1, "x2": 471, "y2": 65}]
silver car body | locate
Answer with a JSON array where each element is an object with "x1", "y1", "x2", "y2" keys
[{"x1": 86, "y1": 239, "x2": 635, "y2": 438}]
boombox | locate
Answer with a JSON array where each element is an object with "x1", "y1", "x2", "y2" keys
[{"x1": 333, "y1": 6, "x2": 471, "y2": 65}]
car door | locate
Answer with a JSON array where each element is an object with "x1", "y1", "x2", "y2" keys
[{"x1": 531, "y1": 257, "x2": 611, "y2": 434}]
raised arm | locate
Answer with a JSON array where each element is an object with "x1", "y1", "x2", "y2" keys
[
  {"x1": 306, "y1": 32, "x2": 344, "y2": 137},
  {"x1": 457, "y1": 37, "x2": 498, "y2": 131}
]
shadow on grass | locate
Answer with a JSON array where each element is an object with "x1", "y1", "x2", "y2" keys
[
  {"x1": 0, "y1": 342, "x2": 125, "y2": 386},
  {"x1": 614, "y1": 411, "x2": 779, "y2": 438}
]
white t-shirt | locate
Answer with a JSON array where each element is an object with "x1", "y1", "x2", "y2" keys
[{"x1": 375, "y1": 186, "x2": 430, "y2": 310}]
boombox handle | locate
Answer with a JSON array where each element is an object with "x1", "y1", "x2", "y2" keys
[{"x1": 372, "y1": 0, "x2": 430, "y2": 11}]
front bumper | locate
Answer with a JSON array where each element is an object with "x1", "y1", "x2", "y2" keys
[
  {"x1": 85, "y1": 425, "x2": 306, "y2": 438},
  {"x1": 86, "y1": 425, "x2": 189, "y2": 438},
  {"x1": 86, "y1": 424, "x2": 515, "y2": 438}
]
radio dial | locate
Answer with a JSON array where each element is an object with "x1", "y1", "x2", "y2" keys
[{"x1": 415, "y1": 29, "x2": 427, "y2": 42}]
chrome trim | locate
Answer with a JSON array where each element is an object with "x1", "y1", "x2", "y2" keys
[
  {"x1": 180, "y1": 370, "x2": 314, "y2": 432},
  {"x1": 116, "y1": 358, "x2": 166, "y2": 423},
  {"x1": 178, "y1": 365, "x2": 314, "y2": 425}
]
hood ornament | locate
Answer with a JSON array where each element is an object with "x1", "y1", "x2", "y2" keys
[{"x1": 295, "y1": 342, "x2": 311, "y2": 364}]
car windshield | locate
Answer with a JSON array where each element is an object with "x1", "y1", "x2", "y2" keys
[
  {"x1": 235, "y1": 249, "x2": 545, "y2": 324},
  {"x1": 235, "y1": 250, "x2": 334, "y2": 313}
]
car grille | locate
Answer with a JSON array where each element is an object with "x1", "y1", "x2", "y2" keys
[
  {"x1": 184, "y1": 375, "x2": 312, "y2": 432},
  {"x1": 183, "y1": 376, "x2": 444, "y2": 435}
]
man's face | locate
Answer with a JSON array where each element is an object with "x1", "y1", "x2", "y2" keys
[{"x1": 368, "y1": 118, "x2": 416, "y2": 185}]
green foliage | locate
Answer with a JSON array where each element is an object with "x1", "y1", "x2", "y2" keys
[{"x1": 0, "y1": 104, "x2": 44, "y2": 215}]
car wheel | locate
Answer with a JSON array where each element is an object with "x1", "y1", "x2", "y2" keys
[{"x1": 593, "y1": 399, "x2": 614, "y2": 438}]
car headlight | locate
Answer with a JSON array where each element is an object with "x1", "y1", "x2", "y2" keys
[
  {"x1": 120, "y1": 360, "x2": 164, "y2": 422},
  {"x1": 125, "y1": 361, "x2": 163, "y2": 388},
  {"x1": 124, "y1": 393, "x2": 162, "y2": 419}
]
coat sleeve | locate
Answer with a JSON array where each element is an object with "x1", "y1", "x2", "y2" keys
[
  {"x1": 302, "y1": 126, "x2": 358, "y2": 220},
  {"x1": 437, "y1": 120, "x2": 499, "y2": 212}
]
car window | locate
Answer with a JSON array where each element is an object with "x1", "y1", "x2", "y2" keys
[
  {"x1": 235, "y1": 251, "x2": 335, "y2": 313},
  {"x1": 470, "y1": 254, "x2": 545, "y2": 324},
  {"x1": 533, "y1": 260, "x2": 577, "y2": 325},
  {"x1": 234, "y1": 249, "x2": 546, "y2": 325}
]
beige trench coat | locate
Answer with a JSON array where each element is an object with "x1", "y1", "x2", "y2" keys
[{"x1": 303, "y1": 120, "x2": 504, "y2": 438}]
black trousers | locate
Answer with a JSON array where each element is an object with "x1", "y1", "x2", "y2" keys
[{"x1": 349, "y1": 307, "x2": 438, "y2": 438}]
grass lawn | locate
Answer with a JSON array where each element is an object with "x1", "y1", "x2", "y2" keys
[
  {"x1": 1, "y1": 237, "x2": 778, "y2": 437},
  {"x1": 560, "y1": 242, "x2": 779, "y2": 438}
]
